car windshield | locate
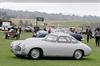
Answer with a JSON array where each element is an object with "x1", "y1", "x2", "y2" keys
[{"x1": 44, "y1": 34, "x2": 58, "y2": 42}]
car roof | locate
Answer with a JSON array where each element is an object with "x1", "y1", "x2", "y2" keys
[{"x1": 50, "y1": 32, "x2": 70, "y2": 37}]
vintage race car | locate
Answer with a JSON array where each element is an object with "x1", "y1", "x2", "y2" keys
[
  {"x1": 36, "y1": 30, "x2": 48, "y2": 37},
  {"x1": 10, "y1": 32, "x2": 92, "y2": 60},
  {"x1": 5, "y1": 27, "x2": 20, "y2": 39}
]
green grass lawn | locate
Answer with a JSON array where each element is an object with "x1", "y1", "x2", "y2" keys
[{"x1": 0, "y1": 30, "x2": 100, "y2": 66}]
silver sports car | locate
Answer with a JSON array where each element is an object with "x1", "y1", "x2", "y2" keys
[{"x1": 10, "y1": 32, "x2": 92, "y2": 60}]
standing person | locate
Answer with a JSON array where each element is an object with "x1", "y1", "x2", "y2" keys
[
  {"x1": 95, "y1": 27, "x2": 100, "y2": 47},
  {"x1": 48, "y1": 26, "x2": 51, "y2": 33},
  {"x1": 18, "y1": 26, "x2": 22, "y2": 34},
  {"x1": 34, "y1": 26, "x2": 40, "y2": 33},
  {"x1": 86, "y1": 26, "x2": 92, "y2": 43}
]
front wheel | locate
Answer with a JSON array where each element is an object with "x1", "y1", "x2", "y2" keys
[
  {"x1": 73, "y1": 50, "x2": 83, "y2": 60},
  {"x1": 30, "y1": 49, "x2": 41, "y2": 60}
]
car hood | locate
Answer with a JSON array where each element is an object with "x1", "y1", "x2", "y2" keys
[
  {"x1": 11, "y1": 40, "x2": 25, "y2": 48},
  {"x1": 11, "y1": 38, "x2": 45, "y2": 47}
]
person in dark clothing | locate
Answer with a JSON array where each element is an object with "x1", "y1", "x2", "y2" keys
[
  {"x1": 86, "y1": 26, "x2": 92, "y2": 43},
  {"x1": 95, "y1": 27, "x2": 100, "y2": 47},
  {"x1": 18, "y1": 26, "x2": 22, "y2": 34},
  {"x1": 43, "y1": 27, "x2": 47, "y2": 31},
  {"x1": 48, "y1": 27, "x2": 51, "y2": 33},
  {"x1": 34, "y1": 26, "x2": 40, "y2": 33}
]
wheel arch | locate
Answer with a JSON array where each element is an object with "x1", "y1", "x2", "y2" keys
[
  {"x1": 28, "y1": 47, "x2": 43, "y2": 57},
  {"x1": 73, "y1": 49, "x2": 85, "y2": 56}
]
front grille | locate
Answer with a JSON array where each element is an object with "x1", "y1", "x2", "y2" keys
[{"x1": 15, "y1": 45, "x2": 21, "y2": 51}]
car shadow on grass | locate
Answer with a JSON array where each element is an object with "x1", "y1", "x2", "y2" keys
[{"x1": 9, "y1": 56, "x2": 93, "y2": 61}]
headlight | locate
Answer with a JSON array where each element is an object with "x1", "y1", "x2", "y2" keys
[
  {"x1": 15, "y1": 45, "x2": 21, "y2": 51},
  {"x1": 12, "y1": 42, "x2": 26, "y2": 51},
  {"x1": 21, "y1": 44, "x2": 25, "y2": 51},
  {"x1": 14, "y1": 43, "x2": 23, "y2": 51}
]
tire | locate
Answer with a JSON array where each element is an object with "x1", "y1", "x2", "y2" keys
[
  {"x1": 73, "y1": 50, "x2": 83, "y2": 60},
  {"x1": 30, "y1": 49, "x2": 41, "y2": 60}
]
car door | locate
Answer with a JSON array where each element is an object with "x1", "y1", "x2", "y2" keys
[
  {"x1": 54, "y1": 36, "x2": 75, "y2": 57},
  {"x1": 42, "y1": 35, "x2": 59, "y2": 56},
  {"x1": 57, "y1": 36, "x2": 79, "y2": 57}
]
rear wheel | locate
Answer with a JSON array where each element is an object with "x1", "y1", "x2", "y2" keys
[
  {"x1": 73, "y1": 50, "x2": 83, "y2": 60},
  {"x1": 30, "y1": 49, "x2": 41, "y2": 59}
]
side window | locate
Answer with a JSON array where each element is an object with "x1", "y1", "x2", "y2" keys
[
  {"x1": 45, "y1": 35, "x2": 58, "y2": 42},
  {"x1": 58, "y1": 37, "x2": 67, "y2": 43},
  {"x1": 58, "y1": 36, "x2": 71, "y2": 43},
  {"x1": 70, "y1": 37, "x2": 78, "y2": 43},
  {"x1": 65, "y1": 36, "x2": 71, "y2": 43}
]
